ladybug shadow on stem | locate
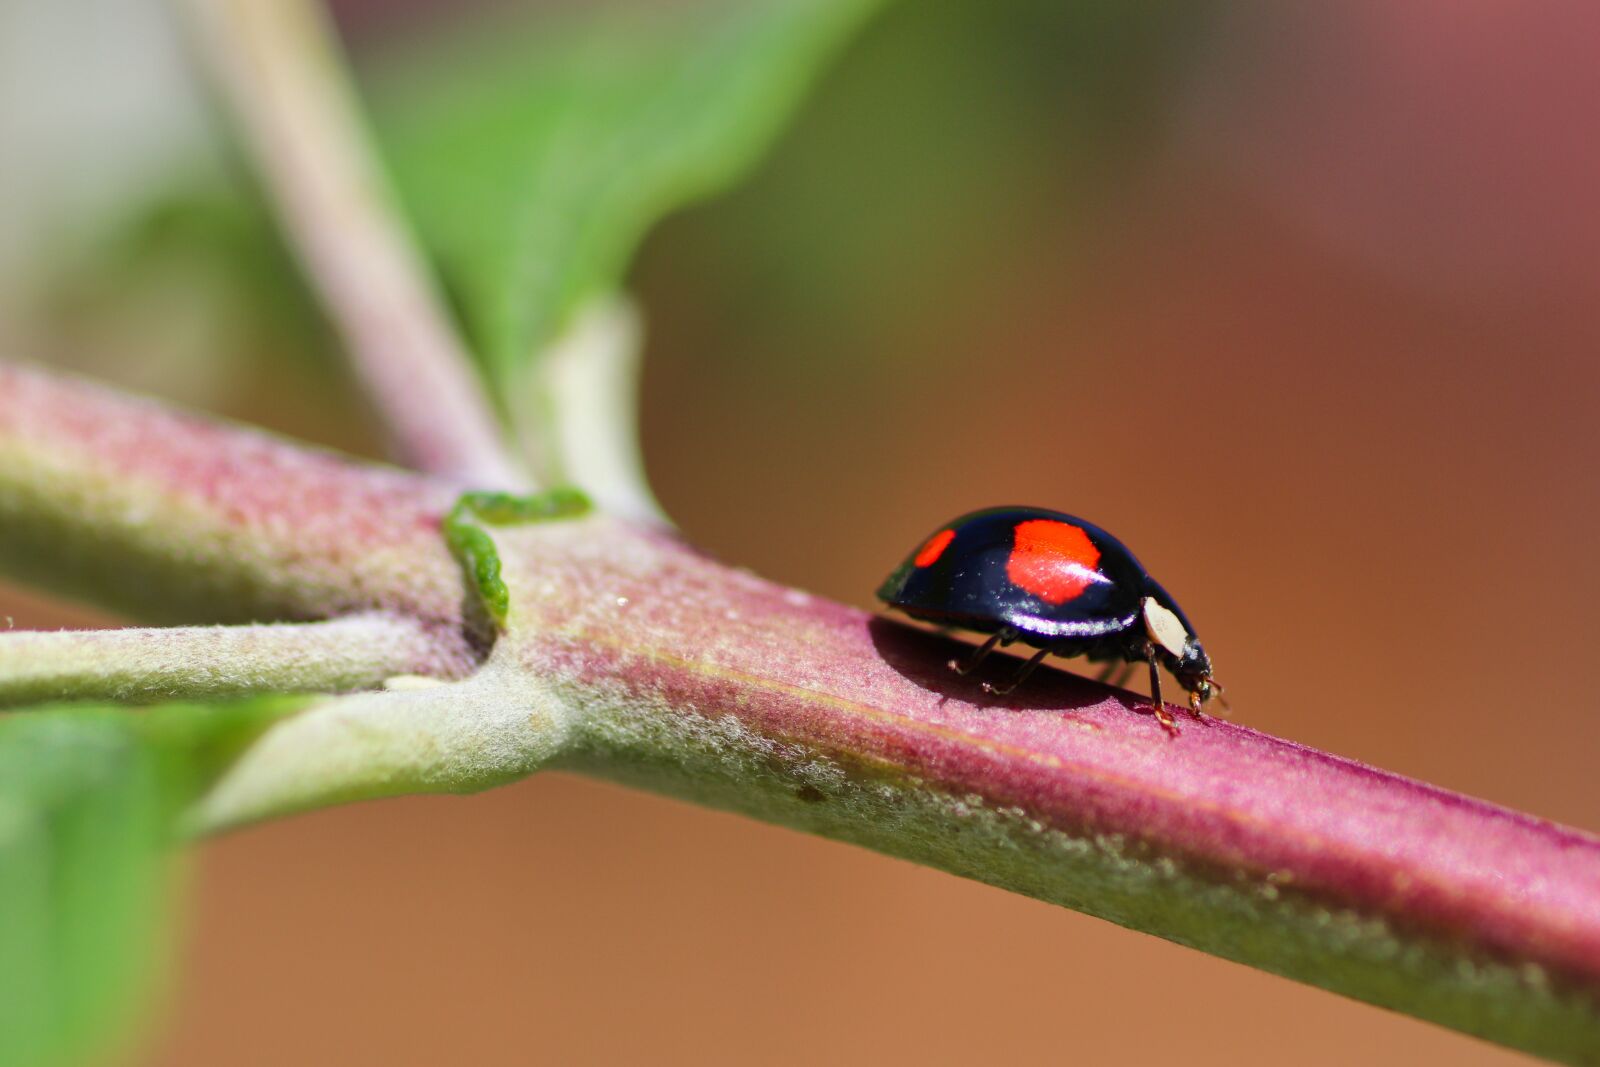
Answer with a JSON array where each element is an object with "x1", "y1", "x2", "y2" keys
[{"x1": 867, "y1": 617, "x2": 1110, "y2": 715}]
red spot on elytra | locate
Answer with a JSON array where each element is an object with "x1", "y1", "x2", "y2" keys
[
  {"x1": 914, "y1": 528, "x2": 957, "y2": 568},
  {"x1": 1006, "y1": 520, "x2": 1103, "y2": 604}
]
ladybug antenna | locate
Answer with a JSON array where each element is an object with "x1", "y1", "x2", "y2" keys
[{"x1": 1207, "y1": 676, "x2": 1232, "y2": 716}]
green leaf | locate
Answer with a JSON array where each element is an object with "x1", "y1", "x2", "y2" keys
[
  {"x1": 36, "y1": 173, "x2": 340, "y2": 388},
  {"x1": 368, "y1": 0, "x2": 888, "y2": 389},
  {"x1": 0, "y1": 698, "x2": 304, "y2": 1067}
]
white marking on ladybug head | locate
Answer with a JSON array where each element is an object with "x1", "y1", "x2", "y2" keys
[{"x1": 1142, "y1": 597, "x2": 1189, "y2": 659}]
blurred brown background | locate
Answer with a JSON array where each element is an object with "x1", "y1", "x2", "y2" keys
[{"x1": 6, "y1": 1, "x2": 1599, "y2": 1064}]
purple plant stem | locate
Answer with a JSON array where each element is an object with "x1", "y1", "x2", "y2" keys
[
  {"x1": 2, "y1": 361, "x2": 1597, "y2": 1058},
  {"x1": 492, "y1": 518, "x2": 1600, "y2": 1058},
  {"x1": 0, "y1": 362, "x2": 475, "y2": 674},
  {"x1": 178, "y1": 0, "x2": 524, "y2": 488}
]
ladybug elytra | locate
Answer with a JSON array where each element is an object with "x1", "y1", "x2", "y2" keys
[{"x1": 877, "y1": 506, "x2": 1222, "y2": 733}]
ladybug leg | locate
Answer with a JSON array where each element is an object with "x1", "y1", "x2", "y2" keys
[
  {"x1": 948, "y1": 631, "x2": 1004, "y2": 675},
  {"x1": 1094, "y1": 661, "x2": 1117, "y2": 684},
  {"x1": 1145, "y1": 647, "x2": 1179, "y2": 736},
  {"x1": 983, "y1": 647, "x2": 1050, "y2": 696},
  {"x1": 1113, "y1": 661, "x2": 1137, "y2": 688}
]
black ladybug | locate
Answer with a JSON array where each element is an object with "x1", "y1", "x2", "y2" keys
[{"x1": 877, "y1": 506, "x2": 1222, "y2": 733}]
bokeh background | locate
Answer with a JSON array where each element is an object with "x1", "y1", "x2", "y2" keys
[{"x1": 4, "y1": 1, "x2": 1598, "y2": 1063}]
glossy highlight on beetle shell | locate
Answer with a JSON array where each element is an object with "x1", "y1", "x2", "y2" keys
[
  {"x1": 878, "y1": 506, "x2": 1220, "y2": 724},
  {"x1": 1005, "y1": 518, "x2": 1105, "y2": 605},
  {"x1": 878, "y1": 507, "x2": 1173, "y2": 643}
]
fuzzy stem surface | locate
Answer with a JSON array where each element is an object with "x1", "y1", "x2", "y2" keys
[
  {"x1": 492, "y1": 516, "x2": 1600, "y2": 1063},
  {"x1": 0, "y1": 614, "x2": 440, "y2": 706},
  {"x1": 521, "y1": 296, "x2": 667, "y2": 525},
  {"x1": 0, "y1": 362, "x2": 476, "y2": 672}
]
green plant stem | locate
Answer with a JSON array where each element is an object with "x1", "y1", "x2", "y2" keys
[
  {"x1": 519, "y1": 296, "x2": 667, "y2": 524},
  {"x1": 0, "y1": 614, "x2": 441, "y2": 707}
]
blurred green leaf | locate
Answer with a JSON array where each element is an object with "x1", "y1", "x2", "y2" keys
[
  {"x1": 32, "y1": 170, "x2": 346, "y2": 418},
  {"x1": 0, "y1": 698, "x2": 302, "y2": 1067},
  {"x1": 367, "y1": 0, "x2": 887, "y2": 390}
]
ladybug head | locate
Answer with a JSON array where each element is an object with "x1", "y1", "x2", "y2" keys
[
  {"x1": 1172, "y1": 644, "x2": 1225, "y2": 715},
  {"x1": 1141, "y1": 596, "x2": 1225, "y2": 714},
  {"x1": 1178, "y1": 664, "x2": 1225, "y2": 713}
]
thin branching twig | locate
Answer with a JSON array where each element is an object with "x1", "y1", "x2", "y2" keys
[
  {"x1": 0, "y1": 614, "x2": 442, "y2": 706},
  {"x1": 178, "y1": 0, "x2": 524, "y2": 488}
]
